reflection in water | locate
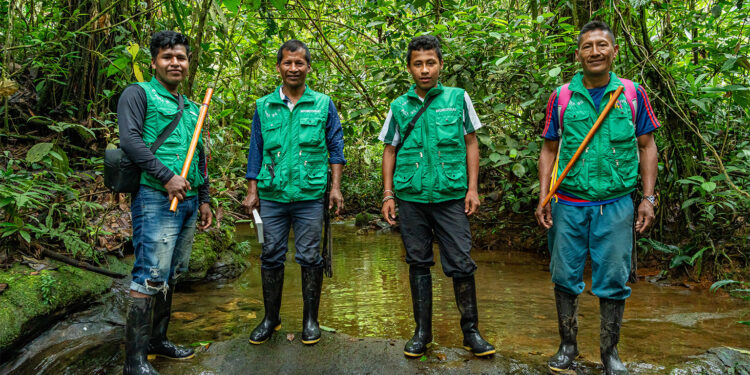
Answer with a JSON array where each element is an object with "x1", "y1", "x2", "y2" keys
[{"x1": 169, "y1": 223, "x2": 750, "y2": 366}]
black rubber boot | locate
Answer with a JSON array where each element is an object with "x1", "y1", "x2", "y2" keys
[
  {"x1": 249, "y1": 266, "x2": 284, "y2": 344},
  {"x1": 123, "y1": 296, "x2": 159, "y2": 375},
  {"x1": 600, "y1": 298, "x2": 629, "y2": 375},
  {"x1": 301, "y1": 265, "x2": 324, "y2": 345},
  {"x1": 547, "y1": 289, "x2": 579, "y2": 373},
  {"x1": 148, "y1": 284, "x2": 195, "y2": 360},
  {"x1": 404, "y1": 266, "x2": 432, "y2": 358},
  {"x1": 453, "y1": 275, "x2": 496, "y2": 357}
]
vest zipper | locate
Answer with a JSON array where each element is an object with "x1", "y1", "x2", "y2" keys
[
  {"x1": 288, "y1": 106, "x2": 294, "y2": 200},
  {"x1": 422, "y1": 98, "x2": 433, "y2": 203}
]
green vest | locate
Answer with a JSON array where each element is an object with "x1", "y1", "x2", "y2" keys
[
  {"x1": 255, "y1": 86, "x2": 330, "y2": 203},
  {"x1": 392, "y1": 84, "x2": 468, "y2": 203},
  {"x1": 136, "y1": 78, "x2": 204, "y2": 195},
  {"x1": 556, "y1": 72, "x2": 639, "y2": 201}
]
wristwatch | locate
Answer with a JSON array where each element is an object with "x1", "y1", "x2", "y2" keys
[{"x1": 643, "y1": 195, "x2": 658, "y2": 207}]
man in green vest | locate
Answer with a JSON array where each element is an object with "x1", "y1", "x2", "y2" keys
[
  {"x1": 241, "y1": 40, "x2": 345, "y2": 346},
  {"x1": 535, "y1": 21, "x2": 661, "y2": 375},
  {"x1": 118, "y1": 31, "x2": 213, "y2": 375},
  {"x1": 379, "y1": 35, "x2": 495, "y2": 358}
]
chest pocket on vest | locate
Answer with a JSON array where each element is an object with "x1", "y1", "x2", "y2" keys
[
  {"x1": 607, "y1": 108, "x2": 637, "y2": 190},
  {"x1": 299, "y1": 115, "x2": 325, "y2": 147},
  {"x1": 262, "y1": 118, "x2": 284, "y2": 151},
  {"x1": 608, "y1": 108, "x2": 635, "y2": 142},
  {"x1": 151, "y1": 106, "x2": 185, "y2": 151},
  {"x1": 559, "y1": 111, "x2": 592, "y2": 190},
  {"x1": 436, "y1": 112, "x2": 461, "y2": 146}
]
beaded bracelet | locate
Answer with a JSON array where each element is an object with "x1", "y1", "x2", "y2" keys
[{"x1": 382, "y1": 195, "x2": 395, "y2": 203}]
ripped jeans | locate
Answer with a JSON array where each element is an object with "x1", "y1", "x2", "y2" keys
[{"x1": 129, "y1": 185, "x2": 198, "y2": 295}]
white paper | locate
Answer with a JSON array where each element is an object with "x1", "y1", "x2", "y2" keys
[{"x1": 252, "y1": 209, "x2": 264, "y2": 244}]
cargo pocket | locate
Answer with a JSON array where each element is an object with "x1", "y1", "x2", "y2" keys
[
  {"x1": 438, "y1": 161, "x2": 467, "y2": 192},
  {"x1": 302, "y1": 165, "x2": 327, "y2": 192},
  {"x1": 256, "y1": 161, "x2": 277, "y2": 191},
  {"x1": 394, "y1": 163, "x2": 422, "y2": 194},
  {"x1": 436, "y1": 112, "x2": 460, "y2": 146},
  {"x1": 262, "y1": 118, "x2": 284, "y2": 151},
  {"x1": 607, "y1": 110, "x2": 638, "y2": 192},
  {"x1": 299, "y1": 116, "x2": 324, "y2": 147}
]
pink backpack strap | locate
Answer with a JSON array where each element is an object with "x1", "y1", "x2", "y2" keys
[
  {"x1": 557, "y1": 83, "x2": 572, "y2": 130},
  {"x1": 619, "y1": 78, "x2": 637, "y2": 123}
]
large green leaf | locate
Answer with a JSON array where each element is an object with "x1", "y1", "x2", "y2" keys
[
  {"x1": 26, "y1": 143, "x2": 54, "y2": 163},
  {"x1": 270, "y1": 0, "x2": 286, "y2": 11},
  {"x1": 223, "y1": 0, "x2": 241, "y2": 13}
]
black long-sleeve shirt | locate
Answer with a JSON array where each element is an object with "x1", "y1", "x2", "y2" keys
[{"x1": 117, "y1": 85, "x2": 210, "y2": 205}]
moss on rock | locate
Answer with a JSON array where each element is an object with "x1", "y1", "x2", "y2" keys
[
  {"x1": 0, "y1": 256, "x2": 129, "y2": 354},
  {"x1": 187, "y1": 227, "x2": 250, "y2": 282}
]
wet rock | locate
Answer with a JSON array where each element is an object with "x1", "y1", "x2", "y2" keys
[
  {"x1": 0, "y1": 256, "x2": 129, "y2": 359},
  {"x1": 0, "y1": 280, "x2": 129, "y2": 375},
  {"x1": 355, "y1": 212, "x2": 373, "y2": 227},
  {"x1": 187, "y1": 229, "x2": 250, "y2": 282}
]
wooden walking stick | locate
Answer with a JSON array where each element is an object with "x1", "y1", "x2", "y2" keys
[
  {"x1": 170, "y1": 87, "x2": 214, "y2": 212},
  {"x1": 541, "y1": 86, "x2": 624, "y2": 208}
]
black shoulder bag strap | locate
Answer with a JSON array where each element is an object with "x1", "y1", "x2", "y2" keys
[
  {"x1": 149, "y1": 94, "x2": 184, "y2": 154},
  {"x1": 395, "y1": 94, "x2": 437, "y2": 155}
]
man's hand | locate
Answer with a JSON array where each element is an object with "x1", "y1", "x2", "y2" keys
[
  {"x1": 382, "y1": 198, "x2": 397, "y2": 225},
  {"x1": 535, "y1": 202, "x2": 553, "y2": 229},
  {"x1": 197, "y1": 203, "x2": 213, "y2": 230},
  {"x1": 242, "y1": 191, "x2": 259, "y2": 215},
  {"x1": 165, "y1": 175, "x2": 191, "y2": 203},
  {"x1": 329, "y1": 188, "x2": 344, "y2": 216},
  {"x1": 464, "y1": 190, "x2": 480, "y2": 216},
  {"x1": 635, "y1": 199, "x2": 655, "y2": 234}
]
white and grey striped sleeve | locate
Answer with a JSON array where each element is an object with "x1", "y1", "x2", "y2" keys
[
  {"x1": 377, "y1": 109, "x2": 400, "y2": 146},
  {"x1": 462, "y1": 92, "x2": 482, "y2": 134}
]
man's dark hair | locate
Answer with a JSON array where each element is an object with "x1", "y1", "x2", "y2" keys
[
  {"x1": 150, "y1": 31, "x2": 190, "y2": 59},
  {"x1": 277, "y1": 40, "x2": 311, "y2": 65},
  {"x1": 577, "y1": 21, "x2": 616, "y2": 47},
  {"x1": 406, "y1": 35, "x2": 442, "y2": 65}
]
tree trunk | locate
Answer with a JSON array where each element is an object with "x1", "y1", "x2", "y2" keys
[{"x1": 186, "y1": 0, "x2": 213, "y2": 99}]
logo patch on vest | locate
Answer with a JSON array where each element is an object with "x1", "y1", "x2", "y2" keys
[{"x1": 435, "y1": 108, "x2": 457, "y2": 113}]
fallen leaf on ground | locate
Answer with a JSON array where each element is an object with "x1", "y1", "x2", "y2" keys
[
  {"x1": 0, "y1": 283, "x2": 7, "y2": 295},
  {"x1": 21, "y1": 255, "x2": 58, "y2": 271},
  {"x1": 319, "y1": 325, "x2": 336, "y2": 333},
  {"x1": 30, "y1": 271, "x2": 39, "y2": 275},
  {"x1": 436, "y1": 353, "x2": 447, "y2": 361},
  {"x1": 246, "y1": 311, "x2": 256, "y2": 319},
  {"x1": 286, "y1": 333, "x2": 295, "y2": 342}
]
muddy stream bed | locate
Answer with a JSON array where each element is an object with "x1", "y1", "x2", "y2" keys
[{"x1": 2, "y1": 222, "x2": 750, "y2": 374}]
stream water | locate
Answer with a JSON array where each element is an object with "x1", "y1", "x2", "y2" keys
[{"x1": 163, "y1": 222, "x2": 750, "y2": 368}]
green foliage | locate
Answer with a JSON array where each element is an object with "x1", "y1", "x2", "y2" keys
[
  {"x1": 39, "y1": 272, "x2": 58, "y2": 305},
  {"x1": 0, "y1": 150, "x2": 101, "y2": 261},
  {"x1": 2, "y1": 0, "x2": 749, "y2": 280},
  {"x1": 711, "y1": 279, "x2": 750, "y2": 324}
]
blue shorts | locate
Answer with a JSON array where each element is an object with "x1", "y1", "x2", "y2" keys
[
  {"x1": 548, "y1": 196, "x2": 634, "y2": 300},
  {"x1": 130, "y1": 185, "x2": 198, "y2": 295},
  {"x1": 259, "y1": 199, "x2": 324, "y2": 270}
]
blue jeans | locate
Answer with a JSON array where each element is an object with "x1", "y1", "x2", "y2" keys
[
  {"x1": 259, "y1": 199, "x2": 324, "y2": 270},
  {"x1": 548, "y1": 197, "x2": 633, "y2": 300},
  {"x1": 130, "y1": 185, "x2": 198, "y2": 295}
]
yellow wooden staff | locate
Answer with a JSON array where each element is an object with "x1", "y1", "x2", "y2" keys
[
  {"x1": 170, "y1": 87, "x2": 214, "y2": 212},
  {"x1": 541, "y1": 86, "x2": 624, "y2": 208}
]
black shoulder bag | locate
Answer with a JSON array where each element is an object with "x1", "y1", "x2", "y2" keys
[
  {"x1": 395, "y1": 95, "x2": 437, "y2": 156},
  {"x1": 104, "y1": 95, "x2": 184, "y2": 193}
]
